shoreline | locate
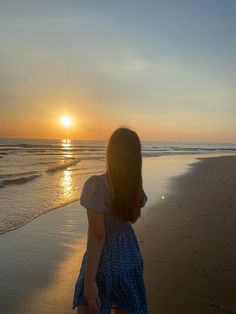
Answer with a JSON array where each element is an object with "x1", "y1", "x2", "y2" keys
[
  {"x1": 0, "y1": 154, "x2": 235, "y2": 313},
  {"x1": 135, "y1": 155, "x2": 236, "y2": 314},
  {"x1": 0, "y1": 198, "x2": 80, "y2": 236},
  {"x1": 1, "y1": 152, "x2": 235, "y2": 236}
]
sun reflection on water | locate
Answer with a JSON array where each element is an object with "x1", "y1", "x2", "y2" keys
[
  {"x1": 62, "y1": 139, "x2": 73, "y2": 157},
  {"x1": 60, "y1": 139, "x2": 75, "y2": 200},
  {"x1": 61, "y1": 169, "x2": 73, "y2": 199}
]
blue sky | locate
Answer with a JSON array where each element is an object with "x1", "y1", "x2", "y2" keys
[{"x1": 0, "y1": 0, "x2": 235, "y2": 141}]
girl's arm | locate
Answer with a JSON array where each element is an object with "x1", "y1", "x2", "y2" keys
[{"x1": 84, "y1": 209, "x2": 106, "y2": 313}]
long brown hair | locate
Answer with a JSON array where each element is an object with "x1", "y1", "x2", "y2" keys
[{"x1": 106, "y1": 127, "x2": 144, "y2": 223}]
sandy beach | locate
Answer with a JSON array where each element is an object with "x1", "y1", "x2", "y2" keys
[
  {"x1": 136, "y1": 155, "x2": 236, "y2": 314},
  {"x1": 0, "y1": 154, "x2": 236, "y2": 314}
]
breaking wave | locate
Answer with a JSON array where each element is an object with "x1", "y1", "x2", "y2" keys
[{"x1": 0, "y1": 174, "x2": 41, "y2": 188}]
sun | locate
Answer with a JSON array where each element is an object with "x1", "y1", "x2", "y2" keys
[{"x1": 61, "y1": 116, "x2": 73, "y2": 127}]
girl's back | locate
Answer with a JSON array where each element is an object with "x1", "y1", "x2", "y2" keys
[
  {"x1": 72, "y1": 128, "x2": 148, "y2": 314},
  {"x1": 81, "y1": 173, "x2": 147, "y2": 272}
]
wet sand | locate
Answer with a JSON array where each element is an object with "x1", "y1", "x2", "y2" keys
[
  {"x1": 0, "y1": 202, "x2": 88, "y2": 314},
  {"x1": 0, "y1": 154, "x2": 235, "y2": 314},
  {"x1": 136, "y1": 155, "x2": 236, "y2": 314}
]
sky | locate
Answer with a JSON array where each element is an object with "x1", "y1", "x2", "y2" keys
[{"x1": 0, "y1": 0, "x2": 235, "y2": 142}]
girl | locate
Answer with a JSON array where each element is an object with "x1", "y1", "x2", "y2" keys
[{"x1": 72, "y1": 127, "x2": 148, "y2": 314}]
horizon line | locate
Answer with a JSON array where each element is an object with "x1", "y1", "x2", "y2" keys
[{"x1": 0, "y1": 136, "x2": 235, "y2": 145}]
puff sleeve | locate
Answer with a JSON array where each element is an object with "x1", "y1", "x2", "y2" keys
[
  {"x1": 80, "y1": 175, "x2": 108, "y2": 213},
  {"x1": 140, "y1": 190, "x2": 148, "y2": 208}
]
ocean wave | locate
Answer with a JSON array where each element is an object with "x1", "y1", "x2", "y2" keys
[
  {"x1": 16, "y1": 143, "x2": 57, "y2": 148},
  {"x1": 0, "y1": 152, "x2": 19, "y2": 159},
  {"x1": 142, "y1": 150, "x2": 236, "y2": 157},
  {"x1": 142, "y1": 152, "x2": 161, "y2": 157},
  {"x1": 79, "y1": 156, "x2": 105, "y2": 161},
  {"x1": 14, "y1": 143, "x2": 105, "y2": 149},
  {"x1": 0, "y1": 174, "x2": 41, "y2": 188},
  {"x1": 0, "y1": 150, "x2": 15, "y2": 153},
  {"x1": 0, "y1": 158, "x2": 81, "y2": 188},
  {"x1": 168, "y1": 147, "x2": 236, "y2": 152},
  {"x1": 46, "y1": 158, "x2": 81, "y2": 173},
  {"x1": 25, "y1": 148, "x2": 105, "y2": 153},
  {"x1": 0, "y1": 198, "x2": 80, "y2": 235},
  {"x1": 0, "y1": 147, "x2": 20, "y2": 151},
  {"x1": 0, "y1": 171, "x2": 40, "y2": 179}
]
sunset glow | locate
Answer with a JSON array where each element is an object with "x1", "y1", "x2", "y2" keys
[
  {"x1": 0, "y1": 2, "x2": 236, "y2": 143},
  {"x1": 61, "y1": 116, "x2": 73, "y2": 127}
]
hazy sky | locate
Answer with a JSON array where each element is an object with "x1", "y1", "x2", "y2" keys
[{"x1": 0, "y1": 0, "x2": 235, "y2": 142}]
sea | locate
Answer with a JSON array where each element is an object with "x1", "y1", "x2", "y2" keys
[{"x1": 0, "y1": 138, "x2": 236, "y2": 235}]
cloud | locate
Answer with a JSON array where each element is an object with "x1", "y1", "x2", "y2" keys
[{"x1": 102, "y1": 56, "x2": 152, "y2": 75}]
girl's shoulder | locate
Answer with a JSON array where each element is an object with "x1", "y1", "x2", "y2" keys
[
  {"x1": 80, "y1": 173, "x2": 110, "y2": 213},
  {"x1": 83, "y1": 173, "x2": 109, "y2": 194}
]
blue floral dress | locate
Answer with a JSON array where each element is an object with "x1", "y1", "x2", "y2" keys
[{"x1": 72, "y1": 173, "x2": 148, "y2": 314}]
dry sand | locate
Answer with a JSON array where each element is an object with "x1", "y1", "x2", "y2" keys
[{"x1": 135, "y1": 155, "x2": 236, "y2": 314}]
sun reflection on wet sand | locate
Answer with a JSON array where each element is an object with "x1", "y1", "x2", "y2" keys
[{"x1": 19, "y1": 239, "x2": 87, "y2": 314}]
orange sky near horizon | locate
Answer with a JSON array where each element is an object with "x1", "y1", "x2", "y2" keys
[{"x1": 0, "y1": 109, "x2": 235, "y2": 143}]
